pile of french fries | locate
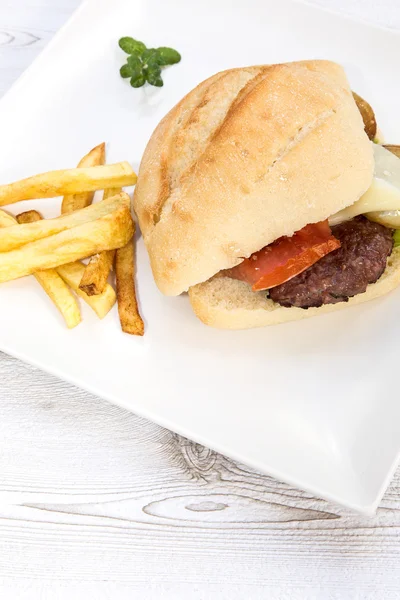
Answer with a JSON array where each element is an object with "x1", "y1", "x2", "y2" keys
[{"x1": 0, "y1": 143, "x2": 144, "y2": 335}]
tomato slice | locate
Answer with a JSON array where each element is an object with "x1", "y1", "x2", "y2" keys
[{"x1": 226, "y1": 220, "x2": 341, "y2": 291}]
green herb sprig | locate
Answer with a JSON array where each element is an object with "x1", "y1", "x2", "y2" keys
[
  {"x1": 393, "y1": 230, "x2": 400, "y2": 248},
  {"x1": 119, "y1": 37, "x2": 181, "y2": 88}
]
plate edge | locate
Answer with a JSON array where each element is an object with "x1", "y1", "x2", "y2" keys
[
  {"x1": 0, "y1": 0, "x2": 398, "y2": 514},
  {"x1": 0, "y1": 340, "x2": 385, "y2": 515}
]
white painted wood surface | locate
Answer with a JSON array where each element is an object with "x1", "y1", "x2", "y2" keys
[{"x1": 1, "y1": 1, "x2": 400, "y2": 598}]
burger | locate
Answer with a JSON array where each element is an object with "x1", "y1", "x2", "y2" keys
[{"x1": 133, "y1": 60, "x2": 400, "y2": 329}]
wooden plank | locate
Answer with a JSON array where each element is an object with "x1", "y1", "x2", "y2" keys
[
  {"x1": 0, "y1": 351, "x2": 400, "y2": 596},
  {"x1": 0, "y1": 1, "x2": 80, "y2": 97}
]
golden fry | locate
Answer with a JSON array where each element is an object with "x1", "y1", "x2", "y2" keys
[
  {"x1": 0, "y1": 210, "x2": 81, "y2": 329},
  {"x1": 15, "y1": 210, "x2": 42, "y2": 224},
  {"x1": 57, "y1": 262, "x2": 116, "y2": 319},
  {"x1": 0, "y1": 204, "x2": 134, "y2": 283},
  {"x1": 0, "y1": 209, "x2": 19, "y2": 228},
  {"x1": 29, "y1": 268, "x2": 81, "y2": 329},
  {"x1": 353, "y1": 91, "x2": 377, "y2": 141},
  {"x1": 115, "y1": 235, "x2": 144, "y2": 336},
  {"x1": 103, "y1": 187, "x2": 122, "y2": 200},
  {"x1": 0, "y1": 162, "x2": 137, "y2": 207},
  {"x1": 79, "y1": 186, "x2": 123, "y2": 295},
  {"x1": 61, "y1": 143, "x2": 106, "y2": 214},
  {"x1": 0, "y1": 193, "x2": 130, "y2": 252},
  {"x1": 79, "y1": 250, "x2": 115, "y2": 296}
]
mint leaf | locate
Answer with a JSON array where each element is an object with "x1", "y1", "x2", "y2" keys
[
  {"x1": 130, "y1": 73, "x2": 146, "y2": 88},
  {"x1": 146, "y1": 70, "x2": 164, "y2": 87},
  {"x1": 118, "y1": 36, "x2": 181, "y2": 90},
  {"x1": 142, "y1": 48, "x2": 158, "y2": 64},
  {"x1": 120, "y1": 64, "x2": 133, "y2": 78},
  {"x1": 119, "y1": 37, "x2": 146, "y2": 55},
  {"x1": 127, "y1": 54, "x2": 142, "y2": 70},
  {"x1": 155, "y1": 47, "x2": 181, "y2": 66}
]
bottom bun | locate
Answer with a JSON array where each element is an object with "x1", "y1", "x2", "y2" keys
[{"x1": 188, "y1": 247, "x2": 400, "y2": 329}]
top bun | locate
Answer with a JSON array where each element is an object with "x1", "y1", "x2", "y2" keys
[{"x1": 133, "y1": 60, "x2": 374, "y2": 296}]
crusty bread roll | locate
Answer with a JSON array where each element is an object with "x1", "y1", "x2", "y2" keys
[
  {"x1": 188, "y1": 248, "x2": 400, "y2": 329},
  {"x1": 134, "y1": 60, "x2": 374, "y2": 296}
]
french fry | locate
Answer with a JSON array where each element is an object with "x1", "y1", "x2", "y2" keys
[
  {"x1": 28, "y1": 269, "x2": 82, "y2": 329},
  {"x1": 0, "y1": 204, "x2": 134, "y2": 283},
  {"x1": 61, "y1": 143, "x2": 105, "y2": 214},
  {"x1": 0, "y1": 162, "x2": 137, "y2": 207},
  {"x1": 16, "y1": 210, "x2": 115, "y2": 319},
  {"x1": 0, "y1": 193, "x2": 130, "y2": 252},
  {"x1": 103, "y1": 187, "x2": 122, "y2": 200},
  {"x1": 79, "y1": 186, "x2": 122, "y2": 295},
  {"x1": 115, "y1": 232, "x2": 144, "y2": 336},
  {"x1": 15, "y1": 210, "x2": 42, "y2": 225},
  {"x1": 57, "y1": 262, "x2": 116, "y2": 319},
  {"x1": 0, "y1": 209, "x2": 81, "y2": 329},
  {"x1": 79, "y1": 250, "x2": 115, "y2": 296},
  {"x1": 0, "y1": 210, "x2": 19, "y2": 228}
]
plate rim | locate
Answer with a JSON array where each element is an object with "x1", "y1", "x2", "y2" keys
[{"x1": 1, "y1": 0, "x2": 399, "y2": 515}]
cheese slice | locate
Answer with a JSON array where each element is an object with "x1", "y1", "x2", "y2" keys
[{"x1": 330, "y1": 144, "x2": 400, "y2": 227}]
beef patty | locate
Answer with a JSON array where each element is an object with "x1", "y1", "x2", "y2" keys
[{"x1": 269, "y1": 216, "x2": 394, "y2": 309}]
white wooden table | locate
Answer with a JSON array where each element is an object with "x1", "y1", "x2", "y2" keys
[{"x1": 1, "y1": 2, "x2": 400, "y2": 598}]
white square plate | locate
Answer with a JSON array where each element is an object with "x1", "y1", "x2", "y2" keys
[{"x1": 1, "y1": 0, "x2": 400, "y2": 514}]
